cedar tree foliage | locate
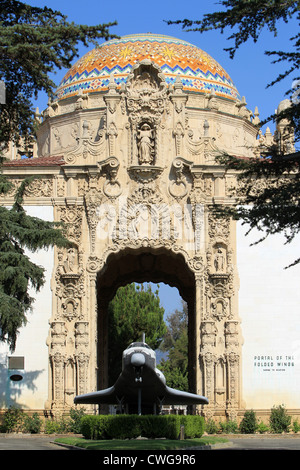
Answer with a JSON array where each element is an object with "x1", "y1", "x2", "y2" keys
[
  {"x1": 0, "y1": 0, "x2": 117, "y2": 151},
  {"x1": 107, "y1": 283, "x2": 166, "y2": 385},
  {"x1": 158, "y1": 301, "x2": 188, "y2": 391},
  {"x1": 0, "y1": 1, "x2": 117, "y2": 349},
  {"x1": 0, "y1": 174, "x2": 71, "y2": 351}
]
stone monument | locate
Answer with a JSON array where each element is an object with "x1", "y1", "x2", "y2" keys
[{"x1": 1, "y1": 34, "x2": 293, "y2": 419}]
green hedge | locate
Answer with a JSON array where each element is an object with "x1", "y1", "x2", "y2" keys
[
  {"x1": 80, "y1": 414, "x2": 205, "y2": 440},
  {"x1": 180, "y1": 415, "x2": 205, "y2": 438}
]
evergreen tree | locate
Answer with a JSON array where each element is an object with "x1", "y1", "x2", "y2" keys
[
  {"x1": 168, "y1": 1, "x2": 300, "y2": 266},
  {"x1": 158, "y1": 301, "x2": 188, "y2": 391},
  {"x1": 0, "y1": 1, "x2": 116, "y2": 349},
  {"x1": 107, "y1": 283, "x2": 166, "y2": 385},
  {"x1": 0, "y1": 175, "x2": 70, "y2": 351},
  {"x1": 0, "y1": 0, "x2": 117, "y2": 151}
]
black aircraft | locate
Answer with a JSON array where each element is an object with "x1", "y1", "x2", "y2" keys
[{"x1": 74, "y1": 339, "x2": 209, "y2": 414}]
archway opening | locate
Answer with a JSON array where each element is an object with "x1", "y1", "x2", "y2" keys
[
  {"x1": 96, "y1": 247, "x2": 197, "y2": 397},
  {"x1": 106, "y1": 281, "x2": 167, "y2": 388}
]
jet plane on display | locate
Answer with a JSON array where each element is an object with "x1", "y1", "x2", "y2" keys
[{"x1": 74, "y1": 338, "x2": 209, "y2": 414}]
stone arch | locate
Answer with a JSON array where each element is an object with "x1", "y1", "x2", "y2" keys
[{"x1": 96, "y1": 246, "x2": 198, "y2": 394}]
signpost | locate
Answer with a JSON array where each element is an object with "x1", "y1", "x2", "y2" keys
[{"x1": 0, "y1": 80, "x2": 5, "y2": 104}]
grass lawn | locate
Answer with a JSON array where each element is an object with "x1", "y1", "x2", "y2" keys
[{"x1": 54, "y1": 435, "x2": 229, "y2": 450}]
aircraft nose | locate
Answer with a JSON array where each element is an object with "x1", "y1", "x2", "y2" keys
[{"x1": 131, "y1": 353, "x2": 145, "y2": 367}]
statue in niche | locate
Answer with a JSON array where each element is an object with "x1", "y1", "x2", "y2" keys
[
  {"x1": 214, "y1": 247, "x2": 226, "y2": 272},
  {"x1": 63, "y1": 247, "x2": 78, "y2": 273},
  {"x1": 128, "y1": 203, "x2": 149, "y2": 239},
  {"x1": 137, "y1": 122, "x2": 155, "y2": 165}
]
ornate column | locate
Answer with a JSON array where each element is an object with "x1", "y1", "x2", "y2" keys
[
  {"x1": 194, "y1": 274, "x2": 204, "y2": 396},
  {"x1": 75, "y1": 322, "x2": 90, "y2": 396},
  {"x1": 202, "y1": 351, "x2": 216, "y2": 416},
  {"x1": 51, "y1": 352, "x2": 65, "y2": 409},
  {"x1": 200, "y1": 211, "x2": 242, "y2": 418},
  {"x1": 48, "y1": 199, "x2": 92, "y2": 412},
  {"x1": 86, "y1": 258, "x2": 101, "y2": 395}
]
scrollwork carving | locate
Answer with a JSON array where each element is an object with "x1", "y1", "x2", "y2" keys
[
  {"x1": 64, "y1": 121, "x2": 106, "y2": 164},
  {"x1": 75, "y1": 321, "x2": 89, "y2": 349},
  {"x1": 58, "y1": 204, "x2": 84, "y2": 244},
  {"x1": 0, "y1": 177, "x2": 54, "y2": 199},
  {"x1": 98, "y1": 156, "x2": 122, "y2": 199},
  {"x1": 225, "y1": 321, "x2": 239, "y2": 349},
  {"x1": 168, "y1": 157, "x2": 192, "y2": 201},
  {"x1": 86, "y1": 255, "x2": 102, "y2": 273}
]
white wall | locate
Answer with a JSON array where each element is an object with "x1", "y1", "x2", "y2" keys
[
  {"x1": 237, "y1": 222, "x2": 300, "y2": 409},
  {"x1": 0, "y1": 206, "x2": 54, "y2": 410}
]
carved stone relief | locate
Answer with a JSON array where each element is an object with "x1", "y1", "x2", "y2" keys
[
  {"x1": 200, "y1": 211, "x2": 241, "y2": 416},
  {"x1": 5, "y1": 58, "x2": 246, "y2": 417},
  {"x1": 64, "y1": 120, "x2": 106, "y2": 165},
  {"x1": 0, "y1": 178, "x2": 54, "y2": 199},
  {"x1": 125, "y1": 60, "x2": 167, "y2": 183},
  {"x1": 46, "y1": 200, "x2": 90, "y2": 410},
  {"x1": 97, "y1": 156, "x2": 122, "y2": 199},
  {"x1": 4, "y1": 34, "x2": 294, "y2": 418}
]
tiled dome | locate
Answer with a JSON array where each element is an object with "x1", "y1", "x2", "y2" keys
[{"x1": 56, "y1": 33, "x2": 240, "y2": 101}]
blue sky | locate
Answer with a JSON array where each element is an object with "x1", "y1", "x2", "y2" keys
[
  {"x1": 24, "y1": 0, "x2": 298, "y2": 316},
  {"x1": 27, "y1": 0, "x2": 298, "y2": 127}
]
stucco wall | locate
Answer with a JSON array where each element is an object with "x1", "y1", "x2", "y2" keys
[
  {"x1": 0, "y1": 206, "x2": 54, "y2": 410},
  {"x1": 237, "y1": 222, "x2": 300, "y2": 409}
]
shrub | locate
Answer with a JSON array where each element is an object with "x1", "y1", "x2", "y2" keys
[
  {"x1": 44, "y1": 415, "x2": 70, "y2": 434},
  {"x1": 292, "y1": 420, "x2": 300, "y2": 433},
  {"x1": 23, "y1": 413, "x2": 42, "y2": 434},
  {"x1": 239, "y1": 410, "x2": 258, "y2": 434},
  {"x1": 2, "y1": 408, "x2": 43, "y2": 434},
  {"x1": 205, "y1": 418, "x2": 220, "y2": 434},
  {"x1": 219, "y1": 419, "x2": 239, "y2": 434},
  {"x1": 180, "y1": 415, "x2": 205, "y2": 438},
  {"x1": 257, "y1": 420, "x2": 269, "y2": 434},
  {"x1": 68, "y1": 407, "x2": 86, "y2": 434},
  {"x1": 44, "y1": 419, "x2": 62, "y2": 434},
  {"x1": 80, "y1": 414, "x2": 112, "y2": 440},
  {"x1": 141, "y1": 415, "x2": 176, "y2": 439},
  {"x1": 269, "y1": 405, "x2": 291, "y2": 433},
  {"x1": 2, "y1": 406, "x2": 25, "y2": 433},
  {"x1": 106, "y1": 415, "x2": 141, "y2": 439},
  {"x1": 80, "y1": 414, "x2": 187, "y2": 440}
]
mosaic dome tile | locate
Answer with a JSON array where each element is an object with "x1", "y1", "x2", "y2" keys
[{"x1": 56, "y1": 33, "x2": 240, "y2": 101}]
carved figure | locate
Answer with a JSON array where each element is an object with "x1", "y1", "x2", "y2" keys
[
  {"x1": 64, "y1": 247, "x2": 77, "y2": 273},
  {"x1": 137, "y1": 123, "x2": 155, "y2": 164},
  {"x1": 214, "y1": 247, "x2": 225, "y2": 272}
]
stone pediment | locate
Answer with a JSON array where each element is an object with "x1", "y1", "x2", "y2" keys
[
  {"x1": 63, "y1": 121, "x2": 106, "y2": 165},
  {"x1": 187, "y1": 128, "x2": 222, "y2": 165}
]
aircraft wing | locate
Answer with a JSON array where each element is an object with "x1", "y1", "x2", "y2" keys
[
  {"x1": 74, "y1": 341, "x2": 209, "y2": 409},
  {"x1": 74, "y1": 386, "x2": 119, "y2": 405},
  {"x1": 162, "y1": 386, "x2": 209, "y2": 405},
  {"x1": 74, "y1": 381, "x2": 209, "y2": 407}
]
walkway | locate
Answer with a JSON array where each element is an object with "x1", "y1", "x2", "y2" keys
[{"x1": 0, "y1": 433, "x2": 300, "y2": 451}]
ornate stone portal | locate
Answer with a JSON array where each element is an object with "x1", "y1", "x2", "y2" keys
[{"x1": 2, "y1": 34, "x2": 293, "y2": 418}]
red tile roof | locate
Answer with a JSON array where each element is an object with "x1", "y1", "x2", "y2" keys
[{"x1": 3, "y1": 155, "x2": 65, "y2": 167}]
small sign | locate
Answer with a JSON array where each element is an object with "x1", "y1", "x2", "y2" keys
[
  {"x1": 253, "y1": 354, "x2": 295, "y2": 372},
  {"x1": 0, "y1": 80, "x2": 6, "y2": 104}
]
